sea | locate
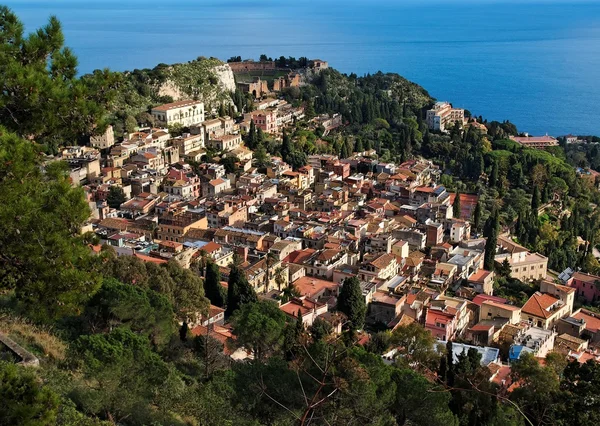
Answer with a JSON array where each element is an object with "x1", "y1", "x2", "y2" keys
[{"x1": 6, "y1": 0, "x2": 600, "y2": 136}]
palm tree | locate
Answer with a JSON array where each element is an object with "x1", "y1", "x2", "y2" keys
[{"x1": 280, "y1": 284, "x2": 300, "y2": 304}]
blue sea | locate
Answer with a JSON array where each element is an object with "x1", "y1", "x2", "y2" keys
[{"x1": 6, "y1": 0, "x2": 600, "y2": 136}]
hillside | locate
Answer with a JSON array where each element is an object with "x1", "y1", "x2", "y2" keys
[{"x1": 107, "y1": 57, "x2": 235, "y2": 134}]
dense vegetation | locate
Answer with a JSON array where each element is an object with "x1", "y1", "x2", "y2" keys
[{"x1": 2, "y1": 7, "x2": 600, "y2": 426}]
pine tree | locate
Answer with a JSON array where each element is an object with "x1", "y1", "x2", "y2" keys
[
  {"x1": 337, "y1": 277, "x2": 367, "y2": 331},
  {"x1": 204, "y1": 262, "x2": 227, "y2": 308},
  {"x1": 226, "y1": 262, "x2": 257, "y2": 316},
  {"x1": 453, "y1": 191, "x2": 462, "y2": 219}
]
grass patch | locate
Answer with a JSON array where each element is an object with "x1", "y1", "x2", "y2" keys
[{"x1": 0, "y1": 311, "x2": 66, "y2": 363}]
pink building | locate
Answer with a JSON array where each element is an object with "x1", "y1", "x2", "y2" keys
[
  {"x1": 425, "y1": 307, "x2": 457, "y2": 341},
  {"x1": 568, "y1": 272, "x2": 600, "y2": 304}
]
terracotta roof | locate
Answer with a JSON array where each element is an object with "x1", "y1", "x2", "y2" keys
[
  {"x1": 521, "y1": 292, "x2": 561, "y2": 319},
  {"x1": 572, "y1": 309, "x2": 600, "y2": 334},
  {"x1": 469, "y1": 269, "x2": 493, "y2": 283},
  {"x1": 482, "y1": 300, "x2": 520, "y2": 312},
  {"x1": 134, "y1": 253, "x2": 168, "y2": 264},
  {"x1": 292, "y1": 276, "x2": 338, "y2": 299}
]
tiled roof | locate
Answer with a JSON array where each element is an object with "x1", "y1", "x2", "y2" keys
[{"x1": 521, "y1": 292, "x2": 560, "y2": 319}]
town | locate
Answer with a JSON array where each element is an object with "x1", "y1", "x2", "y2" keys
[
  {"x1": 55, "y1": 57, "x2": 600, "y2": 375},
  {"x1": 3, "y1": 12, "x2": 600, "y2": 422}
]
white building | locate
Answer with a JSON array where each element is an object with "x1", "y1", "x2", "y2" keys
[
  {"x1": 426, "y1": 102, "x2": 465, "y2": 132},
  {"x1": 151, "y1": 100, "x2": 205, "y2": 128}
]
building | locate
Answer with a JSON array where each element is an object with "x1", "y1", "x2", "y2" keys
[
  {"x1": 208, "y1": 134, "x2": 243, "y2": 151},
  {"x1": 158, "y1": 212, "x2": 207, "y2": 243},
  {"x1": 567, "y1": 271, "x2": 600, "y2": 304},
  {"x1": 510, "y1": 135, "x2": 559, "y2": 149},
  {"x1": 509, "y1": 325, "x2": 556, "y2": 360},
  {"x1": 246, "y1": 110, "x2": 278, "y2": 134},
  {"x1": 426, "y1": 102, "x2": 465, "y2": 132},
  {"x1": 151, "y1": 100, "x2": 205, "y2": 127},
  {"x1": 280, "y1": 297, "x2": 328, "y2": 327},
  {"x1": 90, "y1": 125, "x2": 115, "y2": 150},
  {"x1": 479, "y1": 300, "x2": 521, "y2": 324},
  {"x1": 467, "y1": 269, "x2": 495, "y2": 295},
  {"x1": 172, "y1": 133, "x2": 205, "y2": 156},
  {"x1": 495, "y1": 236, "x2": 548, "y2": 281},
  {"x1": 521, "y1": 291, "x2": 572, "y2": 330}
]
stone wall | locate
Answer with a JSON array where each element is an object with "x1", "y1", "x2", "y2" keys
[{"x1": 0, "y1": 332, "x2": 39, "y2": 367}]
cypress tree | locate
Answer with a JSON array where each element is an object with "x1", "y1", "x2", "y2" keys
[
  {"x1": 281, "y1": 128, "x2": 292, "y2": 164},
  {"x1": 489, "y1": 160, "x2": 499, "y2": 187},
  {"x1": 473, "y1": 201, "x2": 482, "y2": 231},
  {"x1": 483, "y1": 210, "x2": 499, "y2": 271},
  {"x1": 226, "y1": 262, "x2": 257, "y2": 317},
  {"x1": 453, "y1": 191, "x2": 462, "y2": 219},
  {"x1": 337, "y1": 277, "x2": 367, "y2": 331},
  {"x1": 296, "y1": 309, "x2": 304, "y2": 335},
  {"x1": 245, "y1": 120, "x2": 257, "y2": 150},
  {"x1": 204, "y1": 261, "x2": 227, "y2": 308},
  {"x1": 532, "y1": 185, "x2": 541, "y2": 212}
]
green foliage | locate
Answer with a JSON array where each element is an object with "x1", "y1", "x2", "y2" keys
[
  {"x1": 68, "y1": 328, "x2": 175, "y2": 423},
  {"x1": 0, "y1": 131, "x2": 101, "y2": 321},
  {"x1": 225, "y1": 262, "x2": 257, "y2": 316},
  {"x1": 0, "y1": 361, "x2": 59, "y2": 425},
  {"x1": 453, "y1": 190, "x2": 461, "y2": 219},
  {"x1": 338, "y1": 277, "x2": 367, "y2": 331},
  {"x1": 0, "y1": 7, "x2": 120, "y2": 151},
  {"x1": 204, "y1": 261, "x2": 227, "y2": 308},
  {"x1": 105, "y1": 186, "x2": 126, "y2": 209},
  {"x1": 390, "y1": 322, "x2": 441, "y2": 371},
  {"x1": 105, "y1": 256, "x2": 208, "y2": 321},
  {"x1": 231, "y1": 300, "x2": 287, "y2": 361},
  {"x1": 82, "y1": 278, "x2": 175, "y2": 347}
]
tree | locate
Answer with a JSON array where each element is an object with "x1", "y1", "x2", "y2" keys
[
  {"x1": 510, "y1": 352, "x2": 560, "y2": 426},
  {"x1": 392, "y1": 368, "x2": 457, "y2": 426},
  {"x1": 106, "y1": 186, "x2": 126, "y2": 209},
  {"x1": 0, "y1": 7, "x2": 119, "y2": 151},
  {"x1": 531, "y1": 184, "x2": 541, "y2": 212},
  {"x1": 473, "y1": 201, "x2": 482, "y2": 231},
  {"x1": 0, "y1": 362, "x2": 59, "y2": 425},
  {"x1": 490, "y1": 160, "x2": 499, "y2": 188},
  {"x1": 254, "y1": 142, "x2": 270, "y2": 168},
  {"x1": 309, "y1": 317, "x2": 333, "y2": 341},
  {"x1": 83, "y1": 278, "x2": 175, "y2": 347},
  {"x1": 453, "y1": 190, "x2": 461, "y2": 219},
  {"x1": 484, "y1": 210, "x2": 499, "y2": 271},
  {"x1": 226, "y1": 262, "x2": 257, "y2": 316},
  {"x1": 390, "y1": 323, "x2": 440, "y2": 371},
  {"x1": 231, "y1": 300, "x2": 287, "y2": 361},
  {"x1": 497, "y1": 258, "x2": 512, "y2": 277},
  {"x1": 245, "y1": 119, "x2": 257, "y2": 150},
  {"x1": 337, "y1": 277, "x2": 367, "y2": 331},
  {"x1": 69, "y1": 328, "x2": 174, "y2": 423},
  {"x1": 280, "y1": 128, "x2": 293, "y2": 164},
  {"x1": 204, "y1": 261, "x2": 227, "y2": 307},
  {"x1": 0, "y1": 131, "x2": 101, "y2": 321}
]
